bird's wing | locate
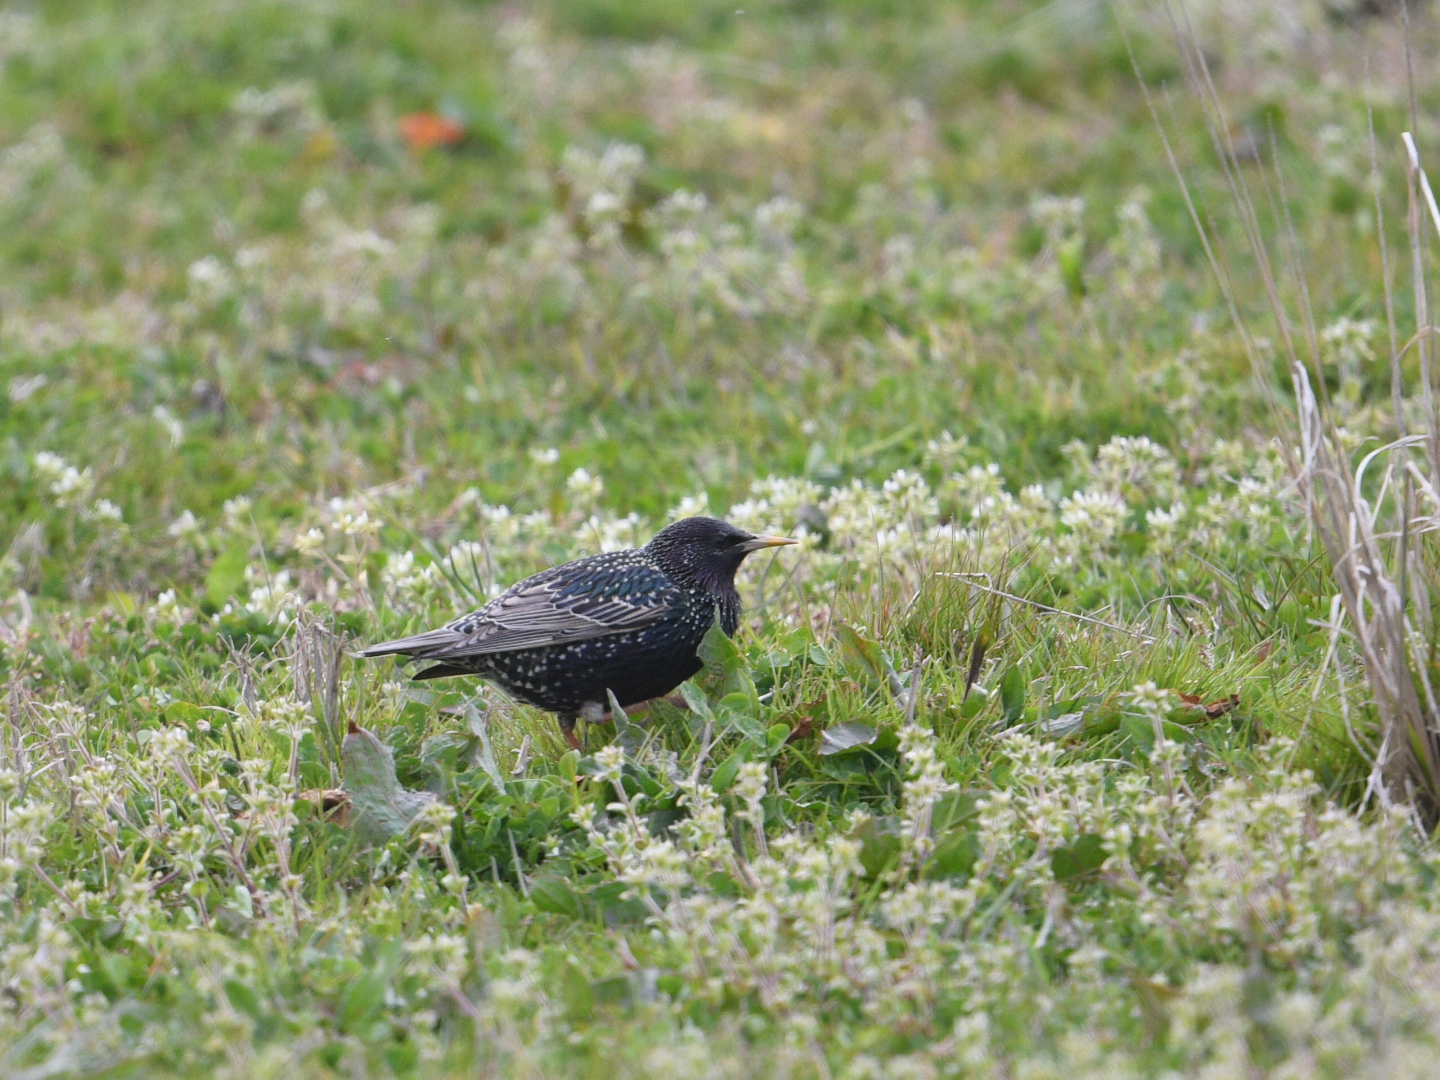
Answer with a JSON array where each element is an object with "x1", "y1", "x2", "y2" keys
[{"x1": 361, "y1": 556, "x2": 680, "y2": 660}]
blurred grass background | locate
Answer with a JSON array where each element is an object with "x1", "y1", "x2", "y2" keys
[{"x1": 7, "y1": 0, "x2": 1410, "y2": 556}]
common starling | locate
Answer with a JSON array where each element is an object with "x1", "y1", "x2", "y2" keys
[{"x1": 360, "y1": 516, "x2": 796, "y2": 749}]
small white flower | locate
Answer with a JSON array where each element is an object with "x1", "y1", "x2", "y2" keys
[
  {"x1": 1127, "y1": 681, "x2": 1175, "y2": 717},
  {"x1": 222, "y1": 496, "x2": 253, "y2": 530},
  {"x1": 1145, "y1": 504, "x2": 1185, "y2": 553},
  {"x1": 593, "y1": 745, "x2": 625, "y2": 781},
  {"x1": 152, "y1": 405, "x2": 185, "y2": 449},
  {"x1": 293, "y1": 527, "x2": 326, "y2": 556},
  {"x1": 186, "y1": 255, "x2": 232, "y2": 302},
  {"x1": 147, "y1": 588, "x2": 188, "y2": 624},
  {"x1": 529, "y1": 447, "x2": 560, "y2": 466},
  {"x1": 922, "y1": 430, "x2": 968, "y2": 470},
  {"x1": 91, "y1": 499, "x2": 123, "y2": 524},
  {"x1": 331, "y1": 509, "x2": 379, "y2": 539},
  {"x1": 668, "y1": 493, "x2": 710, "y2": 520},
  {"x1": 51, "y1": 466, "x2": 94, "y2": 505},
  {"x1": 167, "y1": 510, "x2": 201, "y2": 538},
  {"x1": 566, "y1": 467, "x2": 604, "y2": 507},
  {"x1": 33, "y1": 451, "x2": 67, "y2": 481},
  {"x1": 244, "y1": 569, "x2": 296, "y2": 623}
]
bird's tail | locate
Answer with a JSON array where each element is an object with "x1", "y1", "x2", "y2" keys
[{"x1": 358, "y1": 626, "x2": 467, "y2": 660}]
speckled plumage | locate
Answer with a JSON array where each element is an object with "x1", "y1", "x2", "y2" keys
[{"x1": 361, "y1": 517, "x2": 795, "y2": 748}]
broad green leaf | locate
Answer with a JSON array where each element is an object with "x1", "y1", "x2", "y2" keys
[
  {"x1": 530, "y1": 874, "x2": 584, "y2": 919},
  {"x1": 223, "y1": 978, "x2": 262, "y2": 1021},
  {"x1": 716, "y1": 691, "x2": 766, "y2": 741},
  {"x1": 928, "y1": 829, "x2": 980, "y2": 879},
  {"x1": 710, "y1": 749, "x2": 746, "y2": 793},
  {"x1": 1039, "y1": 712, "x2": 1085, "y2": 737},
  {"x1": 699, "y1": 621, "x2": 757, "y2": 701},
  {"x1": 698, "y1": 620, "x2": 742, "y2": 676},
  {"x1": 558, "y1": 749, "x2": 580, "y2": 784},
  {"x1": 338, "y1": 969, "x2": 386, "y2": 1033},
  {"x1": 836, "y1": 623, "x2": 889, "y2": 684},
  {"x1": 342, "y1": 724, "x2": 438, "y2": 845},
  {"x1": 678, "y1": 680, "x2": 714, "y2": 721},
  {"x1": 818, "y1": 721, "x2": 878, "y2": 756},
  {"x1": 101, "y1": 953, "x2": 134, "y2": 995},
  {"x1": 560, "y1": 959, "x2": 595, "y2": 1019},
  {"x1": 851, "y1": 815, "x2": 902, "y2": 879},
  {"x1": 1051, "y1": 833, "x2": 1107, "y2": 881},
  {"x1": 229, "y1": 883, "x2": 253, "y2": 919},
  {"x1": 1121, "y1": 714, "x2": 1194, "y2": 754}
]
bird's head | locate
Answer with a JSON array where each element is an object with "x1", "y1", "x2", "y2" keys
[{"x1": 644, "y1": 516, "x2": 797, "y2": 591}]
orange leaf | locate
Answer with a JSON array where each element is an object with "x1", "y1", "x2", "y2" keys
[
  {"x1": 399, "y1": 112, "x2": 465, "y2": 152},
  {"x1": 1203, "y1": 694, "x2": 1239, "y2": 719},
  {"x1": 1179, "y1": 692, "x2": 1240, "y2": 720}
]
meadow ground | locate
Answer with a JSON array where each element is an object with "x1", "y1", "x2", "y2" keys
[{"x1": 6, "y1": 0, "x2": 1440, "y2": 1076}]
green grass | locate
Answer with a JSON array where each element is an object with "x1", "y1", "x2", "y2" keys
[{"x1": 3, "y1": 0, "x2": 1440, "y2": 1076}]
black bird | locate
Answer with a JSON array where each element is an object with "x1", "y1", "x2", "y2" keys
[{"x1": 360, "y1": 516, "x2": 797, "y2": 749}]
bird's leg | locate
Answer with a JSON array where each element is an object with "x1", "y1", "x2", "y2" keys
[{"x1": 557, "y1": 714, "x2": 582, "y2": 752}]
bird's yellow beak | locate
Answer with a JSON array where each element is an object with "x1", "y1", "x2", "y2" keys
[{"x1": 740, "y1": 534, "x2": 799, "y2": 552}]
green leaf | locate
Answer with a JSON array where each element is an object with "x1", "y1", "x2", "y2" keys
[
  {"x1": 100, "y1": 953, "x2": 134, "y2": 995},
  {"x1": 558, "y1": 750, "x2": 579, "y2": 784},
  {"x1": 1121, "y1": 714, "x2": 1194, "y2": 754},
  {"x1": 1000, "y1": 666, "x2": 1027, "y2": 725},
  {"x1": 851, "y1": 816, "x2": 902, "y2": 879},
  {"x1": 464, "y1": 703, "x2": 507, "y2": 794},
  {"x1": 764, "y1": 723, "x2": 791, "y2": 754},
  {"x1": 560, "y1": 959, "x2": 595, "y2": 1019},
  {"x1": 818, "y1": 721, "x2": 877, "y2": 756},
  {"x1": 698, "y1": 621, "x2": 742, "y2": 677},
  {"x1": 928, "y1": 828, "x2": 980, "y2": 879},
  {"x1": 1051, "y1": 833, "x2": 1108, "y2": 881},
  {"x1": 338, "y1": 969, "x2": 386, "y2": 1033},
  {"x1": 530, "y1": 874, "x2": 584, "y2": 919},
  {"x1": 229, "y1": 883, "x2": 253, "y2": 919},
  {"x1": 205, "y1": 540, "x2": 251, "y2": 610},
  {"x1": 711, "y1": 749, "x2": 746, "y2": 793},
  {"x1": 716, "y1": 691, "x2": 766, "y2": 741},
  {"x1": 699, "y1": 621, "x2": 757, "y2": 701},
  {"x1": 678, "y1": 680, "x2": 714, "y2": 721},
  {"x1": 223, "y1": 978, "x2": 263, "y2": 1021},
  {"x1": 342, "y1": 724, "x2": 438, "y2": 845},
  {"x1": 836, "y1": 623, "x2": 891, "y2": 685}
]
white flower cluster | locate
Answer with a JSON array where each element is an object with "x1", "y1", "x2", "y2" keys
[
  {"x1": 218, "y1": 433, "x2": 1307, "y2": 636},
  {"x1": 646, "y1": 188, "x2": 809, "y2": 320},
  {"x1": 560, "y1": 142, "x2": 645, "y2": 247},
  {"x1": 0, "y1": 656, "x2": 1436, "y2": 1078},
  {"x1": 32, "y1": 450, "x2": 93, "y2": 509}
]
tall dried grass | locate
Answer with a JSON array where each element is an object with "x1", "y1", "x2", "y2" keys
[{"x1": 1136, "y1": 0, "x2": 1440, "y2": 822}]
